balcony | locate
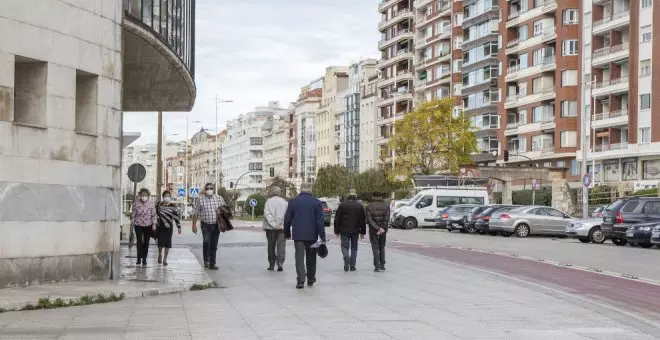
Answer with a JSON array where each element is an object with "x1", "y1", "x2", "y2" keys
[
  {"x1": 504, "y1": 118, "x2": 554, "y2": 136},
  {"x1": 593, "y1": 11, "x2": 630, "y2": 35},
  {"x1": 506, "y1": 0, "x2": 557, "y2": 28},
  {"x1": 594, "y1": 143, "x2": 629, "y2": 153},
  {"x1": 416, "y1": 2, "x2": 451, "y2": 28},
  {"x1": 464, "y1": 6, "x2": 500, "y2": 26},
  {"x1": 379, "y1": 48, "x2": 414, "y2": 68},
  {"x1": 378, "y1": 8, "x2": 414, "y2": 31},
  {"x1": 504, "y1": 89, "x2": 555, "y2": 109},
  {"x1": 592, "y1": 110, "x2": 629, "y2": 129},
  {"x1": 505, "y1": 55, "x2": 556, "y2": 82},
  {"x1": 505, "y1": 27, "x2": 556, "y2": 55},
  {"x1": 592, "y1": 77, "x2": 629, "y2": 97},
  {"x1": 123, "y1": 0, "x2": 196, "y2": 112},
  {"x1": 378, "y1": 29, "x2": 414, "y2": 50},
  {"x1": 378, "y1": 0, "x2": 398, "y2": 12},
  {"x1": 592, "y1": 44, "x2": 630, "y2": 67}
]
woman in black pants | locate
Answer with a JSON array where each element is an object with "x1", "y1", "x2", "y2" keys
[
  {"x1": 131, "y1": 188, "x2": 156, "y2": 266},
  {"x1": 156, "y1": 190, "x2": 181, "y2": 265}
]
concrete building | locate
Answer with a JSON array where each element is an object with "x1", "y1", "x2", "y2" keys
[
  {"x1": 263, "y1": 113, "x2": 290, "y2": 181},
  {"x1": 294, "y1": 81, "x2": 323, "y2": 186},
  {"x1": 287, "y1": 103, "x2": 298, "y2": 183},
  {"x1": 222, "y1": 102, "x2": 286, "y2": 199},
  {"x1": 0, "y1": 0, "x2": 195, "y2": 287},
  {"x1": 360, "y1": 74, "x2": 380, "y2": 172},
  {"x1": 315, "y1": 67, "x2": 349, "y2": 168},
  {"x1": 189, "y1": 129, "x2": 226, "y2": 188}
]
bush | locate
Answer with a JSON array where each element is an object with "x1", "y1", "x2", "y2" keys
[
  {"x1": 512, "y1": 189, "x2": 552, "y2": 206},
  {"x1": 588, "y1": 185, "x2": 616, "y2": 205},
  {"x1": 245, "y1": 193, "x2": 266, "y2": 216},
  {"x1": 633, "y1": 188, "x2": 659, "y2": 198}
]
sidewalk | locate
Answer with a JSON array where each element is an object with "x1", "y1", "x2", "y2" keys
[
  {"x1": 0, "y1": 245, "x2": 212, "y2": 312},
  {"x1": 0, "y1": 230, "x2": 657, "y2": 339}
]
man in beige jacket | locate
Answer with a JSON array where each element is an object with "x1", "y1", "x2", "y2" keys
[{"x1": 263, "y1": 187, "x2": 289, "y2": 271}]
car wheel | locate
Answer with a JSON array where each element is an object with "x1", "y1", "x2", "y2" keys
[
  {"x1": 466, "y1": 225, "x2": 477, "y2": 234},
  {"x1": 459, "y1": 228, "x2": 467, "y2": 233},
  {"x1": 403, "y1": 217, "x2": 417, "y2": 230},
  {"x1": 612, "y1": 238, "x2": 628, "y2": 246},
  {"x1": 641, "y1": 243, "x2": 653, "y2": 248},
  {"x1": 578, "y1": 237, "x2": 590, "y2": 243},
  {"x1": 488, "y1": 231, "x2": 498, "y2": 236},
  {"x1": 588, "y1": 227, "x2": 606, "y2": 244},
  {"x1": 514, "y1": 224, "x2": 530, "y2": 238},
  {"x1": 500, "y1": 232, "x2": 513, "y2": 237}
]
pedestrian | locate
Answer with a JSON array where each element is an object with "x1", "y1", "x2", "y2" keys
[
  {"x1": 284, "y1": 183, "x2": 326, "y2": 289},
  {"x1": 263, "y1": 187, "x2": 288, "y2": 272},
  {"x1": 131, "y1": 188, "x2": 156, "y2": 266},
  {"x1": 192, "y1": 183, "x2": 226, "y2": 270},
  {"x1": 156, "y1": 190, "x2": 181, "y2": 266},
  {"x1": 334, "y1": 189, "x2": 366, "y2": 272},
  {"x1": 366, "y1": 192, "x2": 390, "y2": 272}
]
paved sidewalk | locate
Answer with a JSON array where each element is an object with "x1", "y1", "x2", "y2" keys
[
  {"x1": 0, "y1": 245, "x2": 212, "y2": 311},
  {"x1": 0, "y1": 231, "x2": 657, "y2": 339}
]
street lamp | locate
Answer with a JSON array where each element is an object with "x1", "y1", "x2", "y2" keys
[{"x1": 215, "y1": 97, "x2": 233, "y2": 191}]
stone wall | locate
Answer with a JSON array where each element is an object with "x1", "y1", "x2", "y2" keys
[{"x1": 0, "y1": 0, "x2": 123, "y2": 287}]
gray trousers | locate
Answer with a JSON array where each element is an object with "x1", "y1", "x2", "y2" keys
[
  {"x1": 369, "y1": 232, "x2": 386, "y2": 268},
  {"x1": 265, "y1": 230, "x2": 286, "y2": 266},
  {"x1": 340, "y1": 234, "x2": 359, "y2": 268},
  {"x1": 294, "y1": 241, "x2": 317, "y2": 284}
]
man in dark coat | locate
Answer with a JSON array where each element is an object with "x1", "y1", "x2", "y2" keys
[
  {"x1": 366, "y1": 192, "x2": 390, "y2": 272},
  {"x1": 334, "y1": 189, "x2": 366, "y2": 272},
  {"x1": 284, "y1": 183, "x2": 326, "y2": 289}
]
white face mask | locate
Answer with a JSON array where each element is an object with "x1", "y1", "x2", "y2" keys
[
  {"x1": 163, "y1": 197, "x2": 171, "y2": 203},
  {"x1": 206, "y1": 190, "x2": 213, "y2": 196},
  {"x1": 140, "y1": 196, "x2": 148, "y2": 202}
]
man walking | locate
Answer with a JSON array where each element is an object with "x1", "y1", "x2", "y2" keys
[
  {"x1": 263, "y1": 187, "x2": 288, "y2": 272},
  {"x1": 366, "y1": 192, "x2": 390, "y2": 272},
  {"x1": 192, "y1": 183, "x2": 226, "y2": 270},
  {"x1": 284, "y1": 183, "x2": 326, "y2": 289},
  {"x1": 334, "y1": 189, "x2": 366, "y2": 272}
]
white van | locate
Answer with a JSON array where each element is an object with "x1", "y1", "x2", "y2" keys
[{"x1": 391, "y1": 188, "x2": 489, "y2": 229}]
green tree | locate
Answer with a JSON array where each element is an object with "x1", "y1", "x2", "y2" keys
[
  {"x1": 245, "y1": 192, "x2": 267, "y2": 216},
  {"x1": 354, "y1": 169, "x2": 393, "y2": 200},
  {"x1": 388, "y1": 98, "x2": 477, "y2": 176},
  {"x1": 217, "y1": 187, "x2": 239, "y2": 206},
  {"x1": 313, "y1": 165, "x2": 353, "y2": 198},
  {"x1": 265, "y1": 176, "x2": 297, "y2": 198}
]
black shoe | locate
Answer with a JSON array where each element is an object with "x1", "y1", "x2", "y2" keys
[
  {"x1": 344, "y1": 263, "x2": 349, "y2": 272},
  {"x1": 296, "y1": 282, "x2": 304, "y2": 289},
  {"x1": 277, "y1": 266, "x2": 283, "y2": 272},
  {"x1": 136, "y1": 259, "x2": 141, "y2": 266},
  {"x1": 204, "y1": 262, "x2": 209, "y2": 269},
  {"x1": 209, "y1": 265, "x2": 219, "y2": 270},
  {"x1": 307, "y1": 281, "x2": 315, "y2": 287},
  {"x1": 142, "y1": 261, "x2": 147, "y2": 267},
  {"x1": 267, "y1": 266, "x2": 275, "y2": 271},
  {"x1": 374, "y1": 267, "x2": 380, "y2": 272},
  {"x1": 380, "y1": 265, "x2": 386, "y2": 271},
  {"x1": 350, "y1": 267, "x2": 356, "y2": 272}
]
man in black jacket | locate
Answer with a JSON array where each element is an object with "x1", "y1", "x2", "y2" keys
[
  {"x1": 366, "y1": 192, "x2": 390, "y2": 272},
  {"x1": 334, "y1": 189, "x2": 366, "y2": 272}
]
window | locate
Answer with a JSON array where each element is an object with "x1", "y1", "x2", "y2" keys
[
  {"x1": 557, "y1": 160, "x2": 566, "y2": 168},
  {"x1": 561, "y1": 70, "x2": 577, "y2": 86},
  {"x1": 560, "y1": 131, "x2": 577, "y2": 147},
  {"x1": 563, "y1": 9, "x2": 578, "y2": 25},
  {"x1": 250, "y1": 137, "x2": 263, "y2": 145},
  {"x1": 570, "y1": 160, "x2": 579, "y2": 176},
  {"x1": 640, "y1": 127, "x2": 651, "y2": 143},
  {"x1": 562, "y1": 40, "x2": 578, "y2": 56},
  {"x1": 641, "y1": 60, "x2": 651, "y2": 77},
  {"x1": 518, "y1": 25, "x2": 528, "y2": 41},
  {"x1": 13, "y1": 59, "x2": 48, "y2": 126},
  {"x1": 533, "y1": 20, "x2": 544, "y2": 36},
  {"x1": 641, "y1": 94, "x2": 651, "y2": 110},
  {"x1": 643, "y1": 0, "x2": 652, "y2": 8},
  {"x1": 643, "y1": 159, "x2": 660, "y2": 179},
  {"x1": 75, "y1": 71, "x2": 99, "y2": 135},
  {"x1": 642, "y1": 26, "x2": 652, "y2": 42},
  {"x1": 560, "y1": 100, "x2": 577, "y2": 117},
  {"x1": 417, "y1": 196, "x2": 433, "y2": 208}
]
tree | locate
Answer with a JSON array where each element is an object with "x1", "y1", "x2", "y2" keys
[
  {"x1": 354, "y1": 169, "x2": 393, "y2": 201},
  {"x1": 388, "y1": 98, "x2": 477, "y2": 176},
  {"x1": 265, "y1": 176, "x2": 297, "y2": 198},
  {"x1": 313, "y1": 165, "x2": 353, "y2": 198},
  {"x1": 217, "y1": 187, "x2": 239, "y2": 206}
]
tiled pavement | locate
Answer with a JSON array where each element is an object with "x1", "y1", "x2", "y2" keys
[{"x1": 0, "y1": 230, "x2": 658, "y2": 339}]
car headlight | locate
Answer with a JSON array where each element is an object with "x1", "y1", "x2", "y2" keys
[{"x1": 641, "y1": 226, "x2": 652, "y2": 231}]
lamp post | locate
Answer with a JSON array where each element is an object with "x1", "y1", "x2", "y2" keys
[{"x1": 215, "y1": 96, "x2": 233, "y2": 191}]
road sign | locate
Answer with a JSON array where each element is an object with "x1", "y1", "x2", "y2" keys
[
  {"x1": 190, "y1": 186, "x2": 200, "y2": 197},
  {"x1": 531, "y1": 179, "x2": 537, "y2": 191},
  {"x1": 177, "y1": 187, "x2": 185, "y2": 197},
  {"x1": 127, "y1": 163, "x2": 146, "y2": 183},
  {"x1": 583, "y1": 173, "x2": 592, "y2": 188},
  {"x1": 248, "y1": 198, "x2": 258, "y2": 207}
]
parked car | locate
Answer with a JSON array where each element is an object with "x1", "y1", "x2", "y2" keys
[
  {"x1": 601, "y1": 197, "x2": 660, "y2": 246},
  {"x1": 591, "y1": 206, "x2": 606, "y2": 218},
  {"x1": 566, "y1": 219, "x2": 606, "y2": 244},
  {"x1": 474, "y1": 205, "x2": 519, "y2": 235},
  {"x1": 391, "y1": 188, "x2": 488, "y2": 229},
  {"x1": 433, "y1": 204, "x2": 481, "y2": 232},
  {"x1": 489, "y1": 206, "x2": 573, "y2": 237},
  {"x1": 462, "y1": 206, "x2": 491, "y2": 233},
  {"x1": 648, "y1": 223, "x2": 660, "y2": 246},
  {"x1": 624, "y1": 221, "x2": 658, "y2": 248},
  {"x1": 389, "y1": 199, "x2": 409, "y2": 228},
  {"x1": 321, "y1": 201, "x2": 332, "y2": 227}
]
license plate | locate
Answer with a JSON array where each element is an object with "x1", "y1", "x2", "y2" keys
[
  {"x1": 653, "y1": 232, "x2": 660, "y2": 238},
  {"x1": 626, "y1": 231, "x2": 634, "y2": 237}
]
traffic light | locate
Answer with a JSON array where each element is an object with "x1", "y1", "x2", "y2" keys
[
  {"x1": 229, "y1": 182, "x2": 234, "y2": 189},
  {"x1": 503, "y1": 150, "x2": 509, "y2": 162},
  {"x1": 269, "y1": 167, "x2": 275, "y2": 177}
]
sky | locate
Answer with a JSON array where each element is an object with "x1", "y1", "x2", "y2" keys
[{"x1": 123, "y1": 0, "x2": 381, "y2": 145}]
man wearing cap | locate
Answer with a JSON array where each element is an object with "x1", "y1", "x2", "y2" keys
[
  {"x1": 334, "y1": 189, "x2": 366, "y2": 272},
  {"x1": 192, "y1": 183, "x2": 226, "y2": 270},
  {"x1": 366, "y1": 192, "x2": 390, "y2": 272},
  {"x1": 263, "y1": 187, "x2": 288, "y2": 272},
  {"x1": 284, "y1": 183, "x2": 326, "y2": 289}
]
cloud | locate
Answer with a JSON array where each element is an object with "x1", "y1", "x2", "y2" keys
[{"x1": 123, "y1": 0, "x2": 380, "y2": 145}]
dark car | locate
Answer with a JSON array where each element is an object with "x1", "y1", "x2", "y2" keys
[
  {"x1": 625, "y1": 221, "x2": 660, "y2": 248},
  {"x1": 648, "y1": 223, "x2": 660, "y2": 246},
  {"x1": 321, "y1": 201, "x2": 332, "y2": 226},
  {"x1": 474, "y1": 205, "x2": 519, "y2": 235},
  {"x1": 462, "y1": 206, "x2": 490, "y2": 233},
  {"x1": 602, "y1": 197, "x2": 660, "y2": 246},
  {"x1": 433, "y1": 204, "x2": 481, "y2": 231}
]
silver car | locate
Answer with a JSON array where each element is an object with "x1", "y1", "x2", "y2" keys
[
  {"x1": 566, "y1": 219, "x2": 606, "y2": 244},
  {"x1": 489, "y1": 206, "x2": 573, "y2": 237}
]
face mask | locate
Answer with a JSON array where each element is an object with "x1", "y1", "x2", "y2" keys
[
  {"x1": 163, "y1": 197, "x2": 171, "y2": 203},
  {"x1": 140, "y1": 196, "x2": 148, "y2": 202},
  {"x1": 206, "y1": 190, "x2": 213, "y2": 196}
]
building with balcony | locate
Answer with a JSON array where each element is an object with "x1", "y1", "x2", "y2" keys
[
  {"x1": 360, "y1": 74, "x2": 380, "y2": 172},
  {"x1": 222, "y1": 102, "x2": 286, "y2": 199},
  {"x1": 263, "y1": 114, "x2": 290, "y2": 182},
  {"x1": 294, "y1": 81, "x2": 323, "y2": 187},
  {"x1": 189, "y1": 129, "x2": 226, "y2": 189},
  {"x1": 498, "y1": 0, "x2": 579, "y2": 172},
  {"x1": 0, "y1": 0, "x2": 196, "y2": 287},
  {"x1": 315, "y1": 67, "x2": 348, "y2": 169}
]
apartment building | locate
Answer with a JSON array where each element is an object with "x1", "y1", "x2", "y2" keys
[
  {"x1": 360, "y1": 74, "x2": 380, "y2": 172},
  {"x1": 189, "y1": 130, "x2": 226, "y2": 189},
  {"x1": 316, "y1": 67, "x2": 349, "y2": 168},
  {"x1": 577, "y1": 0, "x2": 660, "y2": 189},
  {"x1": 293, "y1": 81, "x2": 323, "y2": 186},
  {"x1": 263, "y1": 114, "x2": 290, "y2": 181}
]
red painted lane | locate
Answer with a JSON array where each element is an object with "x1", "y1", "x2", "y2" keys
[{"x1": 393, "y1": 242, "x2": 660, "y2": 316}]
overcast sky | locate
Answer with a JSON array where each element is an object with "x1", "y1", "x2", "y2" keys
[{"x1": 123, "y1": 0, "x2": 380, "y2": 145}]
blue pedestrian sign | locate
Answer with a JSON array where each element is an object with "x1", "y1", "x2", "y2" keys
[
  {"x1": 583, "y1": 173, "x2": 592, "y2": 188},
  {"x1": 190, "y1": 186, "x2": 200, "y2": 197},
  {"x1": 177, "y1": 187, "x2": 185, "y2": 197},
  {"x1": 531, "y1": 179, "x2": 537, "y2": 191},
  {"x1": 248, "y1": 198, "x2": 258, "y2": 207}
]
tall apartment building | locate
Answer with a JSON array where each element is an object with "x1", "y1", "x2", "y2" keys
[
  {"x1": 293, "y1": 81, "x2": 323, "y2": 186},
  {"x1": 580, "y1": 0, "x2": 660, "y2": 188},
  {"x1": 263, "y1": 113, "x2": 290, "y2": 181},
  {"x1": 287, "y1": 103, "x2": 298, "y2": 183},
  {"x1": 189, "y1": 129, "x2": 226, "y2": 188},
  {"x1": 316, "y1": 67, "x2": 349, "y2": 168},
  {"x1": 360, "y1": 74, "x2": 380, "y2": 172}
]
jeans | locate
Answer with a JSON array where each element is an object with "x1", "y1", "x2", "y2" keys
[
  {"x1": 340, "y1": 234, "x2": 359, "y2": 268},
  {"x1": 369, "y1": 232, "x2": 386, "y2": 268},
  {"x1": 294, "y1": 241, "x2": 317, "y2": 284},
  {"x1": 265, "y1": 230, "x2": 286, "y2": 267},
  {"x1": 201, "y1": 222, "x2": 220, "y2": 266},
  {"x1": 134, "y1": 225, "x2": 152, "y2": 262}
]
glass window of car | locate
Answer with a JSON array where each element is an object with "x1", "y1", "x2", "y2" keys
[
  {"x1": 437, "y1": 196, "x2": 460, "y2": 207},
  {"x1": 417, "y1": 196, "x2": 434, "y2": 209},
  {"x1": 542, "y1": 208, "x2": 566, "y2": 218},
  {"x1": 622, "y1": 201, "x2": 639, "y2": 213},
  {"x1": 642, "y1": 201, "x2": 660, "y2": 214},
  {"x1": 408, "y1": 193, "x2": 422, "y2": 206},
  {"x1": 528, "y1": 208, "x2": 547, "y2": 215},
  {"x1": 460, "y1": 197, "x2": 485, "y2": 204},
  {"x1": 605, "y1": 199, "x2": 624, "y2": 212}
]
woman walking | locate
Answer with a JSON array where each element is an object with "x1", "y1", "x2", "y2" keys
[
  {"x1": 156, "y1": 190, "x2": 181, "y2": 265},
  {"x1": 131, "y1": 188, "x2": 156, "y2": 266}
]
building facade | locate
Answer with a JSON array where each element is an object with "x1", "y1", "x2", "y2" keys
[
  {"x1": 263, "y1": 114, "x2": 290, "y2": 181},
  {"x1": 189, "y1": 129, "x2": 226, "y2": 189},
  {"x1": 360, "y1": 74, "x2": 380, "y2": 172},
  {"x1": 315, "y1": 67, "x2": 349, "y2": 168},
  {"x1": 294, "y1": 82, "x2": 323, "y2": 186}
]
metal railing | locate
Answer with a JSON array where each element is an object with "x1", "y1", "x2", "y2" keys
[
  {"x1": 593, "y1": 10, "x2": 630, "y2": 29},
  {"x1": 594, "y1": 109, "x2": 628, "y2": 121},
  {"x1": 123, "y1": 0, "x2": 195, "y2": 78}
]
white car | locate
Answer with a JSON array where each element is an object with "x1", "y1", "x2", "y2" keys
[{"x1": 566, "y1": 218, "x2": 606, "y2": 244}]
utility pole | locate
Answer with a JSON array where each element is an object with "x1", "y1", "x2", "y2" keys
[{"x1": 156, "y1": 111, "x2": 163, "y2": 200}]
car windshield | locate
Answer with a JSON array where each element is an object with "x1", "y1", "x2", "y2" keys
[
  {"x1": 605, "y1": 199, "x2": 624, "y2": 212},
  {"x1": 407, "y1": 194, "x2": 422, "y2": 206}
]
